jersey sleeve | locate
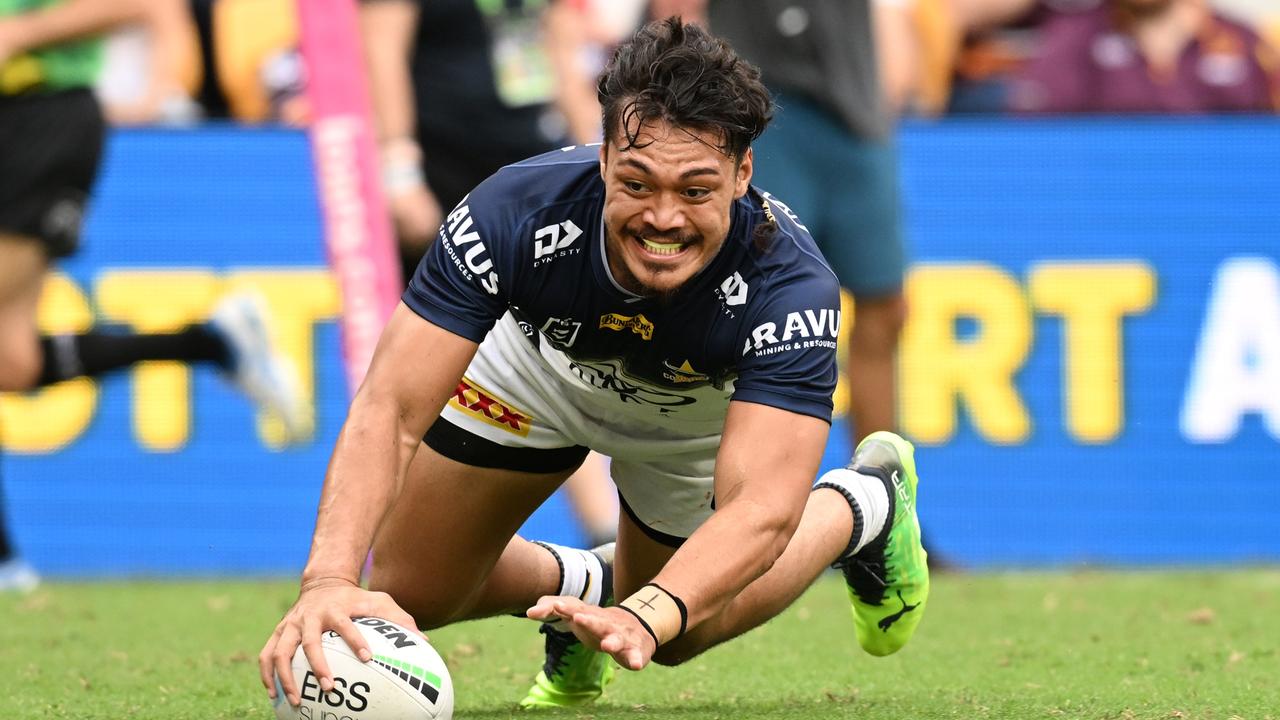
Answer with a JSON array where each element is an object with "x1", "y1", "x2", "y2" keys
[
  {"x1": 731, "y1": 267, "x2": 842, "y2": 423},
  {"x1": 401, "y1": 178, "x2": 521, "y2": 342}
]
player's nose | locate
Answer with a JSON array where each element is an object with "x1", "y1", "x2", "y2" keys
[{"x1": 642, "y1": 191, "x2": 687, "y2": 232}]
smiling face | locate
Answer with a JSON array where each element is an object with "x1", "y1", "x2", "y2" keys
[{"x1": 599, "y1": 119, "x2": 753, "y2": 298}]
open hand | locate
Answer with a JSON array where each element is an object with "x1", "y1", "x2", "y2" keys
[
  {"x1": 528, "y1": 595, "x2": 657, "y2": 671},
  {"x1": 258, "y1": 578, "x2": 420, "y2": 706}
]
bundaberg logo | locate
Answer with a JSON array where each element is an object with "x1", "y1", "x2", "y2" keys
[{"x1": 599, "y1": 312, "x2": 655, "y2": 340}]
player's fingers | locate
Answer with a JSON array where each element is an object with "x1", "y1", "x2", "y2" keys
[
  {"x1": 571, "y1": 609, "x2": 615, "y2": 639},
  {"x1": 259, "y1": 620, "x2": 287, "y2": 693},
  {"x1": 624, "y1": 648, "x2": 645, "y2": 671},
  {"x1": 272, "y1": 625, "x2": 302, "y2": 705},
  {"x1": 330, "y1": 613, "x2": 372, "y2": 663},
  {"x1": 526, "y1": 595, "x2": 560, "y2": 620},
  {"x1": 599, "y1": 632, "x2": 623, "y2": 654},
  {"x1": 299, "y1": 618, "x2": 334, "y2": 694}
]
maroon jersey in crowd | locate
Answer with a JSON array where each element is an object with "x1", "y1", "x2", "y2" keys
[{"x1": 1010, "y1": 4, "x2": 1280, "y2": 113}]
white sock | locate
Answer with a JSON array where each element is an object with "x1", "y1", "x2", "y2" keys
[
  {"x1": 815, "y1": 467, "x2": 891, "y2": 559},
  {"x1": 534, "y1": 542, "x2": 607, "y2": 629}
]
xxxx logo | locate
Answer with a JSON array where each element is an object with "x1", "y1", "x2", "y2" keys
[
  {"x1": 449, "y1": 377, "x2": 532, "y2": 436},
  {"x1": 599, "y1": 312, "x2": 655, "y2": 340}
]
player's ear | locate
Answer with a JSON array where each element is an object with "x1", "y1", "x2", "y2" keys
[
  {"x1": 598, "y1": 143, "x2": 609, "y2": 180},
  {"x1": 734, "y1": 147, "x2": 753, "y2": 199}
]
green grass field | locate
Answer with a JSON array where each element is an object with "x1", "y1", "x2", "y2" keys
[{"x1": 2, "y1": 570, "x2": 1277, "y2": 719}]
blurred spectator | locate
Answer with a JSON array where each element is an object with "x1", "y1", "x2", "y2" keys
[
  {"x1": 895, "y1": 0, "x2": 1280, "y2": 114},
  {"x1": 694, "y1": 0, "x2": 910, "y2": 450},
  {"x1": 186, "y1": 0, "x2": 307, "y2": 124},
  {"x1": 0, "y1": 0, "x2": 307, "y2": 592},
  {"x1": 1010, "y1": 0, "x2": 1280, "y2": 113},
  {"x1": 360, "y1": 0, "x2": 600, "y2": 273},
  {"x1": 93, "y1": 0, "x2": 203, "y2": 125},
  {"x1": 360, "y1": 0, "x2": 618, "y2": 546}
]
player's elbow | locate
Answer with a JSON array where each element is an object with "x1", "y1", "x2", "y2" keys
[{"x1": 749, "y1": 504, "x2": 803, "y2": 575}]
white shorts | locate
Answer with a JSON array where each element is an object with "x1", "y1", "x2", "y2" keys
[{"x1": 431, "y1": 312, "x2": 734, "y2": 544}]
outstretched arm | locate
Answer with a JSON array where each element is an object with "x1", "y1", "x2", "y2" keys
[
  {"x1": 534, "y1": 400, "x2": 828, "y2": 669},
  {"x1": 0, "y1": 0, "x2": 155, "y2": 63},
  {"x1": 259, "y1": 303, "x2": 478, "y2": 705}
]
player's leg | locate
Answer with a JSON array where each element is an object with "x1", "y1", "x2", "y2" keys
[
  {"x1": 0, "y1": 233, "x2": 47, "y2": 592},
  {"x1": 847, "y1": 291, "x2": 907, "y2": 442},
  {"x1": 0, "y1": 234, "x2": 48, "y2": 391},
  {"x1": 368, "y1": 416, "x2": 605, "y2": 627},
  {"x1": 812, "y1": 118, "x2": 907, "y2": 445},
  {"x1": 368, "y1": 444, "x2": 572, "y2": 626},
  {"x1": 617, "y1": 436, "x2": 928, "y2": 665},
  {"x1": 562, "y1": 451, "x2": 619, "y2": 547},
  {"x1": 31, "y1": 294, "x2": 311, "y2": 441}
]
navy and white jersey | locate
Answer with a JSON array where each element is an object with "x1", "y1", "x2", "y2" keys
[{"x1": 403, "y1": 145, "x2": 842, "y2": 428}]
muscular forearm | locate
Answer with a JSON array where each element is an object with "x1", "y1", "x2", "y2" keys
[
  {"x1": 301, "y1": 307, "x2": 478, "y2": 586},
  {"x1": 633, "y1": 403, "x2": 827, "y2": 639},
  {"x1": 649, "y1": 496, "x2": 798, "y2": 630},
  {"x1": 3, "y1": 0, "x2": 150, "y2": 54},
  {"x1": 301, "y1": 392, "x2": 422, "y2": 586}
]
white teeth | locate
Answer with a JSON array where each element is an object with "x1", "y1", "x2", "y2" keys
[{"x1": 642, "y1": 238, "x2": 683, "y2": 255}]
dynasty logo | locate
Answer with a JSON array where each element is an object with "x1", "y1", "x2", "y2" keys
[
  {"x1": 449, "y1": 377, "x2": 533, "y2": 436},
  {"x1": 719, "y1": 272, "x2": 748, "y2": 307},
  {"x1": 599, "y1": 312, "x2": 655, "y2": 340},
  {"x1": 533, "y1": 219, "x2": 583, "y2": 265}
]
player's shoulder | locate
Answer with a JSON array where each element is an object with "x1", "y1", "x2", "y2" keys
[
  {"x1": 456, "y1": 144, "x2": 602, "y2": 241},
  {"x1": 733, "y1": 188, "x2": 840, "y2": 305}
]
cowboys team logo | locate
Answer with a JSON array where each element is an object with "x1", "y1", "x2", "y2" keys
[
  {"x1": 540, "y1": 317, "x2": 582, "y2": 348},
  {"x1": 569, "y1": 360, "x2": 696, "y2": 407},
  {"x1": 599, "y1": 312, "x2": 655, "y2": 340},
  {"x1": 662, "y1": 359, "x2": 711, "y2": 385}
]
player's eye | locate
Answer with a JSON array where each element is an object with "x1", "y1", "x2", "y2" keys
[
  {"x1": 623, "y1": 181, "x2": 648, "y2": 193},
  {"x1": 682, "y1": 188, "x2": 711, "y2": 200}
]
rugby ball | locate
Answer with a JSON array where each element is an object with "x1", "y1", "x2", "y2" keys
[{"x1": 274, "y1": 616, "x2": 453, "y2": 720}]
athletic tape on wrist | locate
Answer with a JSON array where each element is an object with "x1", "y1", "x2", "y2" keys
[{"x1": 619, "y1": 583, "x2": 687, "y2": 645}]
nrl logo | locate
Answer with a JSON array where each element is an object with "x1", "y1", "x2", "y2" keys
[
  {"x1": 540, "y1": 317, "x2": 582, "y2": 348},
  {"x1": 599, "y1": 312, "x2": 655, "y2": 340}
]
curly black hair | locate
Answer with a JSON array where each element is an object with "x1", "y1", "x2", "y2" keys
[{"x1": 597, "y1": 17, "x2": 774, "y2": 161}]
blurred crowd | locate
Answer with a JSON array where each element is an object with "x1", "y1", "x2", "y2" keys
[{"x1": 53, "y1": 0, "x2": 1280, "y2": 127}]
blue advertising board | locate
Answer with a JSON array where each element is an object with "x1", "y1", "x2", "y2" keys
[{"x1": 3, "y1": 119, "x2": 1278, "y2": 575}]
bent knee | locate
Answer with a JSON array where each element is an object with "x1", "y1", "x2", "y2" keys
[
  {"x1": 0, "y1": 335, "x2": 42, "y2": 391},
  {"x1": 367, "y1": 572, "x2": 465, "y2": 630},
  {"x1": 650, "y1": 647, "x2": 690, "y2": 667},
  {"x1": 650, "y1": 636, "x2": 706, "y2": 667}
]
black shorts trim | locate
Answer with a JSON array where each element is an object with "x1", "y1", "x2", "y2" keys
[
  {"x1": 618, "y1": 493, "x2": 687, "y2": 549},
  {"x1": 423, "y1": 416, "x2": 588, "y2": 474}
]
